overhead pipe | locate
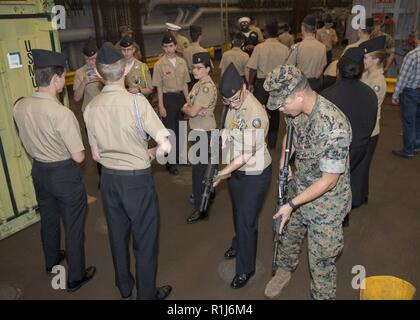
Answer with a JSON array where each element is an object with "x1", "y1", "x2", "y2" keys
[
  {"x1": 59, "y1": 6, "x2": 292, "y2": 42},
  {"x1": 182, "y1": 9, "x2": 190, "y2": 25},
  {"x1": 147, "y1": 0, "x2": 241, "y2": 16},
  {"x1": 174, "y1": 7, "x2": 185, "y2": 24}
]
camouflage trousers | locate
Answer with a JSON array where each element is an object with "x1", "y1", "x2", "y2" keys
[{"x1": 275, "y1": 208, "x2": 344, "y2": 300}]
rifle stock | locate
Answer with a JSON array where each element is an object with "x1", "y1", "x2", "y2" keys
[{"x1": 272, "y1": 123, "x2": 294, "y2": 276}]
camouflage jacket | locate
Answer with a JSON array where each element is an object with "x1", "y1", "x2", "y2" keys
[{"x1": 287, "y1": 95, "x2": 352, "y2": 226}]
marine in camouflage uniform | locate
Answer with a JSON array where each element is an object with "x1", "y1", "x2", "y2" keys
[{"x1": 263, "y1": 65, "x2": 352, "y2": 300}]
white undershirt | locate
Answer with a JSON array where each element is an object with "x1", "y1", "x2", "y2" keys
[
  {"x1": 168, "y1": 57, "x2": 177, "y2": 67},
  {"x1": 126, "y1": 60, "x2": 135, "y2": 73}
]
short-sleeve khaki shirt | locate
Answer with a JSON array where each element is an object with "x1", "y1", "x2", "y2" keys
[
  {"x1": 152, "y1": 55, "x2": 191, "y2": 93},
  {"x1": 13, "y1": 92, "x2": 84, "y2": 162},
  {"x1": 220, "y1": 47, "x2": 249, "y2": 77},
  {"x1": 125, "y1": 58, "x2": 153, "y2": 91},
  {"x1": 187, "y1": 75, "x2": 217, "y2": 130},
  {"x1": 278, "y1": 32, "x2": 295, "y2": 49},
  {"x1": 224, "y1": 92, "x2": 272, "y2": 173},
  {"x1": 316, "y1": 27, "x2": 338, "y2": 51},
  {"x1": 84, "y1": 85, "x2": 170, "y2": 170},
  {"x1": 287, "y1": 37, "x2": 327, "y2": 79},
  {"x1": 361, "y1": 69, "x2": 387, "y2": 136},
  {"x1": 73, "y1": 64, "x2": 103, "y2": 112},
  {"x1": 247, "y1": 38, "x2": 290, "y2": 79}
]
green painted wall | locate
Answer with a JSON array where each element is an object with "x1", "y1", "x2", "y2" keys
[{"x1": 0, "y1": 0, "x2": 64, "y2": 240}]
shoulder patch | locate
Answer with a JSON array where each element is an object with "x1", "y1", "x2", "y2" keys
[
  {"x1": 252, "y1": 118, "x2": 262, "y2": 129},
  {"x1": 203, "y1": 86, "x2": 209, "y2": 94},
  {"x1": 374, "y1": 85, "x2": 380, "y2": 92}
]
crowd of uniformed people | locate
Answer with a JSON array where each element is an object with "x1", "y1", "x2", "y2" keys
[{"x1": 12, "y1": 13, "x2": 419, "y2": 300}]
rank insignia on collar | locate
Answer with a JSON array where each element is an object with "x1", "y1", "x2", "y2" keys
[{"x1": 252, "y1": 118, "x2": 262, "y2": 129}]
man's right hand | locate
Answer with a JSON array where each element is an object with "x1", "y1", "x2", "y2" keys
[
  {"x1": 157, "y1": 138, "x2": 172, "y2": 156},
  {"x1": 159, "y1": 106, "x2": 167, "y2": 118},
  {"x1": 273, "y1": 203, "x2": 293, "y2": 234}
]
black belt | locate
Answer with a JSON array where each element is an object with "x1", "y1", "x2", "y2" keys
[
  {"x1": 33, "y1": 159, "x2": 73, "y2": 167},
  {"x1": 102, "y1": 167, "x2": 151, "y2": 176},
  {"x1": 164, "y1": 91, "x2": 183, "y2": 95}
]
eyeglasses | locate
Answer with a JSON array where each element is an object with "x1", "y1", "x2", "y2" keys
[{"x1": 222, "y1": 90, "x2": 242, "y2": 105}]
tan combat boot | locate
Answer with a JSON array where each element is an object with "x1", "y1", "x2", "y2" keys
[{"x1": 264, "y1": 268, "x2": 291, "y2": 299}]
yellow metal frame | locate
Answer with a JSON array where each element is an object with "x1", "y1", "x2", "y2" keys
[{"x1": 386, "y1": 78, "x2": 397, "y2": 94}]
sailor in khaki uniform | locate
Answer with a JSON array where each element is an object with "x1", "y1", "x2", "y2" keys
[
  {"x1": 119, "y1": 36, "x2": 153, "y2": 97},
  {"x1": 152, "y1": 32, "x2": 191, "y2": 175},
  {"x1": 166, "y1": 22, "x2": 190, "y2": 58},
  {"x1": 181, "y1": 52, "x2": 217, "y2": 223},
  {"x1": 316, "y1": 15, "x2": 338, "y2": 65},
  {"x1": 115, "y1": 25, "x2": 141, "y2": 60},
  {"x1": 73, "y1": 38, "x2": 104, "y2": 185},
  {"x1": 183, "y1": 25, "x2": 208, "y2": 90},
  {"x1": 13, "y1": 49, "x2": 96, "y2": 292},
  {"x1": 287, "y1": 14, "x2": 327, "y2": 93},
  {"x1": 247, "y1": 18, "x2": 289, "y2": 149},
  {"x1": 84, "y1": 43, "x2": 172, "y2": 300},
  {"x1": 219, "y1": 32, "x2": 249, "y2": 80},
  {"x1": 278, "y1": 23, "x2": 295, "y2": 49},
  {"x1": 359, "y1": 36, "x2": 387, "y2": 205},
  {"x1": 213, "y1": 63, "x2": 272, "y2": 289},
  {"x1": 73, "y1": 38, "x2": 103, "y2": 113}
]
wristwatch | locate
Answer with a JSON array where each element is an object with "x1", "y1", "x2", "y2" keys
[{"x1": 288, "y1": 199, "x2": 299, "y2": 211}]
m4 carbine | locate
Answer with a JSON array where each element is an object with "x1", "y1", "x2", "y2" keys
[
  {"x1": 272, "y1": 123, "x2": 294, "y2": 276},
  {"x1": 199, "y1": 105, "x2": 229, "y2": 214}
]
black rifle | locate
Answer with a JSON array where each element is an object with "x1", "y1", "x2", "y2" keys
[
  {"x1": 272, "y1": 123, "x2": 294, "y2": 276},
  {"x1": 199, "y1": 105, "x2": 229, "y2": 214}
]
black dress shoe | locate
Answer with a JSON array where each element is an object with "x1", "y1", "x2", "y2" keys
[
  {"x1": 224, "y1": 247, "x2": 237, "y2": 259},
  {"x1": 155, "y1": 285, "x2": 172, "y2": 300},
  {"x1": 46, "y1": 250, "x2": 66, "y2": 273},
  {"x1": 392, "y1": 149, "x2": 413, "y2": 159},
  {"x1": 230, "y1": 272, "x2": 254, "y2": 289},
  {"x1": 121, "y1": 292, "x2": 133, "y2": 300},
  {"x1": 166, "y1": 164, "x2": 179, "y2": 175},
  {"x1": 67, "y1": 266, "x2": 96, "y2": 292},
  {"x1": 186, "y1": 210, "x2": 208, "y2": 224}
]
